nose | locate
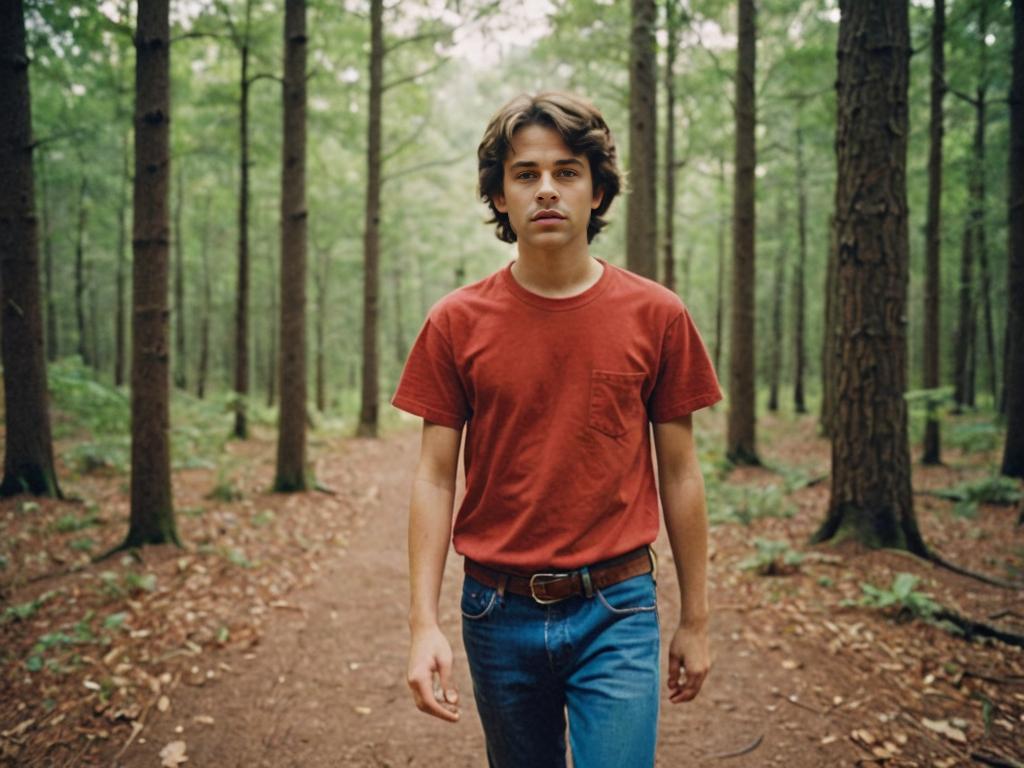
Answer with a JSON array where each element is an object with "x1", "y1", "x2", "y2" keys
[{"x1": 535, "y1": 171, "x2": 559, "y2": 203}]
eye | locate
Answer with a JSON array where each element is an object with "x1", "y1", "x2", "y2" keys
[
  {"x1": 557, "y1": 168, "x2": 578, "y2": 177},
  {"x1": 515, "y1": 171, "x2": 537, "y2": 180}
]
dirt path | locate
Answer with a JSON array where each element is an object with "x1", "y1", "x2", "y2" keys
[{"x1": 107, "y1": 430, "x2": 864, "y2": 767}]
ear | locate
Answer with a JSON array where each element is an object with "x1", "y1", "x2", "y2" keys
[
  {"x1": 591, "y1": 185, "x2": 604, "y2": 211},
  {"x1": 493, "y1": 192, "x2": 508, "y2": 214}
]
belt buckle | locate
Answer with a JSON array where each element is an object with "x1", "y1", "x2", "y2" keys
[{"x1": 529, "y1": 572, "x2": 571, "y2": 605}]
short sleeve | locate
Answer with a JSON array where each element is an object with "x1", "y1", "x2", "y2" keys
[
  {"x1": 391, "y1": 314, "x2": 470, "y2": 430},
  {"x1": 647, "y1": 308, "x2": 723, "y2": 422}
]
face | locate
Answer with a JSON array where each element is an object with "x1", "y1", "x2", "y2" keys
[{"x1": 492, "y1": 124, "x2": 604, "y2": 253}]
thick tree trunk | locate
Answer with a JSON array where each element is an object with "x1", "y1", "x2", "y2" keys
[
  {"x1": 266, "y1": 239, "x2": 277, "y2": 408},
  {"x1": 922, "y1": 0, "x2": 944, "y2": 464},
  {"x1": 315, "y1": 243, "x2": 327, "y2": 413},
  {"x1": 954, "y1": 222, "x2": 976, "y2": 409},
  {"x1": 1002, "y1": 0, "x2": 1024, "y2": 478},
  {"x1": 173, "y1": 163, "x2": 186, "y2": 390},
  {"x1": 768, "y1": 197, "x2": 785, "y2": 413},
  {"x1": 274, "y1": 0, "x2": 308, "y2": 491},
  {"x1": 115, "y1": 131, "x2": 129, "y2": 387},
  {"x1": 626, "y1": 0, "x2": 657, "y2": 280},
  {"x1": 821, "y1": 214, "x2": 837, "y2": 438},
  {"x1": 357, "y1": 0, "x2": 383, "y2": 438},
  {"x1": 39, "y1": 152, "x2": 58, "y2": 363},
  {"x1": 792, "y1": 123, "x2": 808, "y2": 415},
  {"x1": 74, "y1": 177, "x2": 89, "y2": 366},
  {"x1": 662, "y1": 0, "x2": 679, "y2": 293},
  {"x1": 727, "y1": 0, "x2": 758, "y2": 465},
  {"x1": 125, "y1": 0, "x2": 178, "y2": 546},
  {"x1": 812, "y1": 0, "x2": 925, "y2": 555},
  {"x1": 0, "y1": 0, "x2": 62, "y2": 498},
  {"x1": 233, "y1": 44, "x2": 251, "y2": 438}
]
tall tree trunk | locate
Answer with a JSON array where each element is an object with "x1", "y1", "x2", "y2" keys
[
  {"x1": 662, "y1": 0, "x2": 679, "y2": 292},
  {"x1": 954, "y1": 222, "x2": 976, "y2": 409},
  {"x1": 173, "y1": 162, "x2": 186, "y2": 390},
  {"x1": 812, "y1": 0, "x2": 925, "y2": 555},
  {"x1": 978, "y1": 221, "x2": 997, "y2": 403},
  {"x1": 922, "y1": 0, "x2": 944, "y2": 464},
  {"x1": 274, "y1": 0, "x2": 308, "y2": 491},
  {"x1": 115, "y1": 131, "x2": 130, "y2": 387},
  {"x1": 124, "y1": 0, "x2": 178, "y2": 546},
  {"x1": 39, "y1": 152, "x2": 58, "y2": 362},
  {"x1": 768, "y1": 196, "x2": 785, "y2": 413},
  {"x1": 626, "y1": 0, "x2": 657, "y2": 280},
  {"x1": 727, "y1": 0, "x2": 758, "y2": 465},
  {"x1": 714, "y1": 155, "x2": 726, "y2": 372},
  {"x1": 1002, "y1": 0, "x2": 1024, "y2": 478},
  {"x1": 821, "y1": 213, "x2": 838, "y2": 437},
  {"x1": 196, "y1": 198, "x2": 211, "y2": 400},
  {"x1": 792, "y1": 122, "x2": 808, "y2": 415},
  {"x1": 266, "y1": 236, "x2": 277, "y2": 408},
  {"x1": 0, "y1": 0, "x2": 62, "y2": 498},
  {"x1": 233, "y1": 43, "x2": 251, "y2": 438},
  {"x1": 357, "y1": 0, "x2": 383, "y2": 438},
  {"x1": 74, "y1": 176, "x2": 89, "y2": 366}
]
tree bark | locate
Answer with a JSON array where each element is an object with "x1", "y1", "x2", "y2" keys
[
  {"x1": 74, "y1": 176, "x2": 89, "y2": 366},
  {"x1": 357, "y1": 0, "x2": 383, "y2": 438},
  {"x1": 39, "y1": 152, "x2": 58, "y2": 363},
  {"x1": 315, "y1": 242, "x2": 328, "y2": 413},
  {"x1": 727, "y1": 0, "x2": 758, "y2": 465},
  {"x1": 714, "y1": 155, "x2": 726, "y2": 373},
  {"x1": 124, "y1": 0, "x2": 179, "y2": 546},
  {"x1": 266, "y1": 235, "x2": 277, "y2": 408},
  {"x1": 793, "y1": 122, "x2": 808, "y2": 415},
  {"x1": 812, "y1": 0, "x2": 925, "y2": 555},
  {"x1": 274, "y1": 0, "x2": 308, "y2": 491},
  {"x1": 233, "y1": 41, "x2": 251, "y2": 438},
  {"x1": 1002, "y1": 0, "x2": 1024, "y2": 478},
  {"x1": 196, "y1": 198, "x2": 211, "y2": 400},
  {"x1": 821, "y1": 213, "x2": 837, "y2": 438},
  {"x1": 662, "y1": 0, "x2": 679, "y2": 292},
  {"x1": 173, "y1": 162, "x2": 186, "y2": 390},
  {"x1": 768, "y1": 196, "x2": 785, "y2": 413},
  {"x1": 0, "y1": 0, "x2": 62, "y2": 498},
  {"x1": 922, "y1": 0, "x2": 944, "y2": 464},
  {"x1": 626, "y1": 0, "x2": 657, "y2": 280}
]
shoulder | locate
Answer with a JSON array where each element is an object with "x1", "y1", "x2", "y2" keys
[
  {"x1": 604, "y1": 262, "x2": 688, "y2": 323},
  {"x1": 426, "y1": 265, "x2": 507, "y2": 327}
]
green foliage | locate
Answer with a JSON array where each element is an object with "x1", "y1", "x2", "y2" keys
[
  {"x1": 848, "y1": 573, "x2": 962, "y2": 635},
  {"x1": 947, "y1": 420, "x2": 1004, "y2": 453},
  {"x1": 933, "y1": 476, "x2": 1023, "y2": 518},
  {"x1": 707, "y1": 482, "x2": 794, "y2": 526},
  {"x1": 1, "y1": 591, "x2": 57, "y2": 625},
  {"x1": 224, "y1": 547, "x2": 253, "y2": 569},
  {"x1": 52, "y1": 509, "x2": 101, "y2": 533},
  {"x1": 740, "y1": 538, "x2": 804, "y2": 576},
  {"x1": 98, "y1": 570, "x2": 157, "y2": 599},
  {"x1": 48, "y1": 358, "x2": 130, "y2": 438}
]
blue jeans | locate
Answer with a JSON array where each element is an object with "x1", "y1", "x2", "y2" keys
[{"x1": 461, "y1": 570, "x2": 660, "y2": 768}]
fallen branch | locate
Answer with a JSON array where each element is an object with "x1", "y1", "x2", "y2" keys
[
  {"x1": 707, "y1": 733, "x2": 763, "y2": 760},
  {"x1": 970, "y1": 751, "x2": 1024, "y2": 768},
  {"x1": 935, "y1": 609, "x2": 1024, "y2": 648}
]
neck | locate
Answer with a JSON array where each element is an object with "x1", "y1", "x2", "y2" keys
[{"x1": 511, "y1": 242, "x2": 602, "y2": 298}]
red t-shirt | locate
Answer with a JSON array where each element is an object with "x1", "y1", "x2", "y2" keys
[{"x1": 392, "y1": 258, "x2": 723, "y2": 572}]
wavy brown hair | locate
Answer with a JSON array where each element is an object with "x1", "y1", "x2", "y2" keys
[{"x1": 477, "y1": 92, "x2": 622, "y2": 244}]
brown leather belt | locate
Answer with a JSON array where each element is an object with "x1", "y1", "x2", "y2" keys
[{"x1": 464, "y1": 545, "x2": 654, "y2": 605}]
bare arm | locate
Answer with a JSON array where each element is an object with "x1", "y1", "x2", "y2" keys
[
  {"x1": 406, "y1": 420, "x2": 462, "y2": 722},
  {"x1": 653, "y1": 415, "x2": 711, "y2": 704}
]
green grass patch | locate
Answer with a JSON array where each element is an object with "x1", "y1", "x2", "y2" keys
[
  {"x1": 706, "y1": 481, "x2": 794, "y2": 526},
  {"x1": 2, "y1": 591, "x2": 57, "y2": 625},
  {"x1": 739, "y1": 538, "x2": 804, "y2": 576}
]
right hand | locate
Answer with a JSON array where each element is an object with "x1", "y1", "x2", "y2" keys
[{"x1": 407, "y1": 624, "x2": 460, "y2": 722}]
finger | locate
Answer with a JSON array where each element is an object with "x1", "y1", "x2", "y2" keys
[
  {"x1": 670, "y1": 669, "x2": 707, "y2": 703},
  {"x1": 667, "y1": 653, "x2": 681, "y2": 691},
  {"x1": 437, "y1": 653, "x2": 459, "y2": 706},
  {"x1": 410, "y1": 673, "x2": 460, "y2": 722}
]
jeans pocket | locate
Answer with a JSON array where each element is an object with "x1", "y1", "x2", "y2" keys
[
  {"x1": 461, "y1": 575, "x2": 499, "y2": 620},
  {"x1": 595, "y1": 574, "x2": 658, "y2": 615},
  {"x1": 588, "y1": 370, "x2": 645, "y2": 438}
]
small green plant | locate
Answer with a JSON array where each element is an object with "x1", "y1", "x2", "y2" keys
[
  {"x1": 207, "y1": 465, "x2": 243, "y2": 502},
  {"x1": 53, "y1": 510, "x2": 101, "y2": 533},
  {"x1": 224, "y1": 547, "x2": 252, "y2": 569},
  {"x1": 846, "y1": 573, "x2": 962, "y2": 635},
  {"x1": 1, "y1": 591, "x2": 56, "y2": 625},
  {"x1": 708, "y1": 483, "x2": 794, "y2": 526},
  {"x1": 947, "y1": 420, "x2": 1002, "y2": 453},
  {"x1": 69, "y1": 537, "x2": 96, "y2": 552},
  {"x1": 739, "y1": 538, "x2": 804, "y2": 576},
  {"x1": 252, "y1": 509, "x2": 275, "y2": 527},
  {"x1": 64, "y1": 439, "x2": 130, "y2": 474},
  {"x1": 933, "y1": 476, "x2": 1023, "y2": 518}
]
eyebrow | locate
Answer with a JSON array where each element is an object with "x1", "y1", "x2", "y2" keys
[{"x1": 509, "y1": 158, "x2": 585, "y2": 170}]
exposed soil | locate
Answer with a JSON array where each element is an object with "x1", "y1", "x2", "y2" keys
[{"x1": 2, "y1": 409, "x2": 1024, "y2": 767}]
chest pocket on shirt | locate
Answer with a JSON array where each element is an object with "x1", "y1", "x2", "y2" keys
[{"x1": 589, "y1": 370, "x2": 646, "y2": 438}]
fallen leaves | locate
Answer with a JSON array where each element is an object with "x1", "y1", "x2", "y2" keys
[{"x1": 159, "y1": 739, "x2": 188, "y2": 766}]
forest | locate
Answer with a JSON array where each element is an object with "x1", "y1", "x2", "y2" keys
[{"x1": 1, "y1": 0, "x2": 1023, "y2": 766}]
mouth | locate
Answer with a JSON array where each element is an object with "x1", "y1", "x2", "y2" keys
[{"x1": 531, "y1": 210, "x2": 566, "y2": 222}]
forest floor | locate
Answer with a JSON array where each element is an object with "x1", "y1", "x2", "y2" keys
[{"x1": 2, "y1": 405, "x2": 1024, "y2": 768}]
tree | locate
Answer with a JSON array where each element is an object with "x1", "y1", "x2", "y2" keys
[
  {"x1": 124, "y1": 0, "x2": 179, "y2": 546},
  {"x1": 922, "y1": 0, "x2": 944, "y2": 464},
  {"x1": 727, "y1": 0, "x2": 759, "y2": 465},
  {"x1": 273, "y1": 0, "x2": 308, "y2": 491},
  {"x1": 626, "y1": 0, "x2": 657, "y2": 280},
  {"x1": 357, "y1": 0, "x2": 383, "y2": 438},
  {"x1": 812, "y1": 0, "x2": 926, "y2": 554},
  {"x1": 767, "y1": 195, "x2": 786, "y2": 412},
  {"x1": 792, "y1": 121, "x2": 808, "y2": 415},
  {"x1": 662, "y1": 0, "x2": 682, "y2": 292},
  {"x1": 1002, "y1": 0, "x2": 1024, "y2": 479},
  {"x1": 0, "y1": 0, "x2": 62, "y2": 498}
]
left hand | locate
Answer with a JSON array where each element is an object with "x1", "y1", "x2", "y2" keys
[{"x1": 666, "y1": 621, "x2": 710, "y2": 704}]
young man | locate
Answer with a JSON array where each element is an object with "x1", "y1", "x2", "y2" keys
[{"x1": 392, "y1": 92, "x2": 722, "y2": 768}]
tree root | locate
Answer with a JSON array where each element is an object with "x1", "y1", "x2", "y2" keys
[{"x1": 934, "y1": 608, "x2": 1024, "y2": 648}]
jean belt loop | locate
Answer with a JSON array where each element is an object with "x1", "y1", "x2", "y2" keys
[
  {"x1": 580, "y1": 566, "x2": 594, "y2": 599},
  {"x1": 496, "y1": 573, "x2": 508, "y2": 599}
]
